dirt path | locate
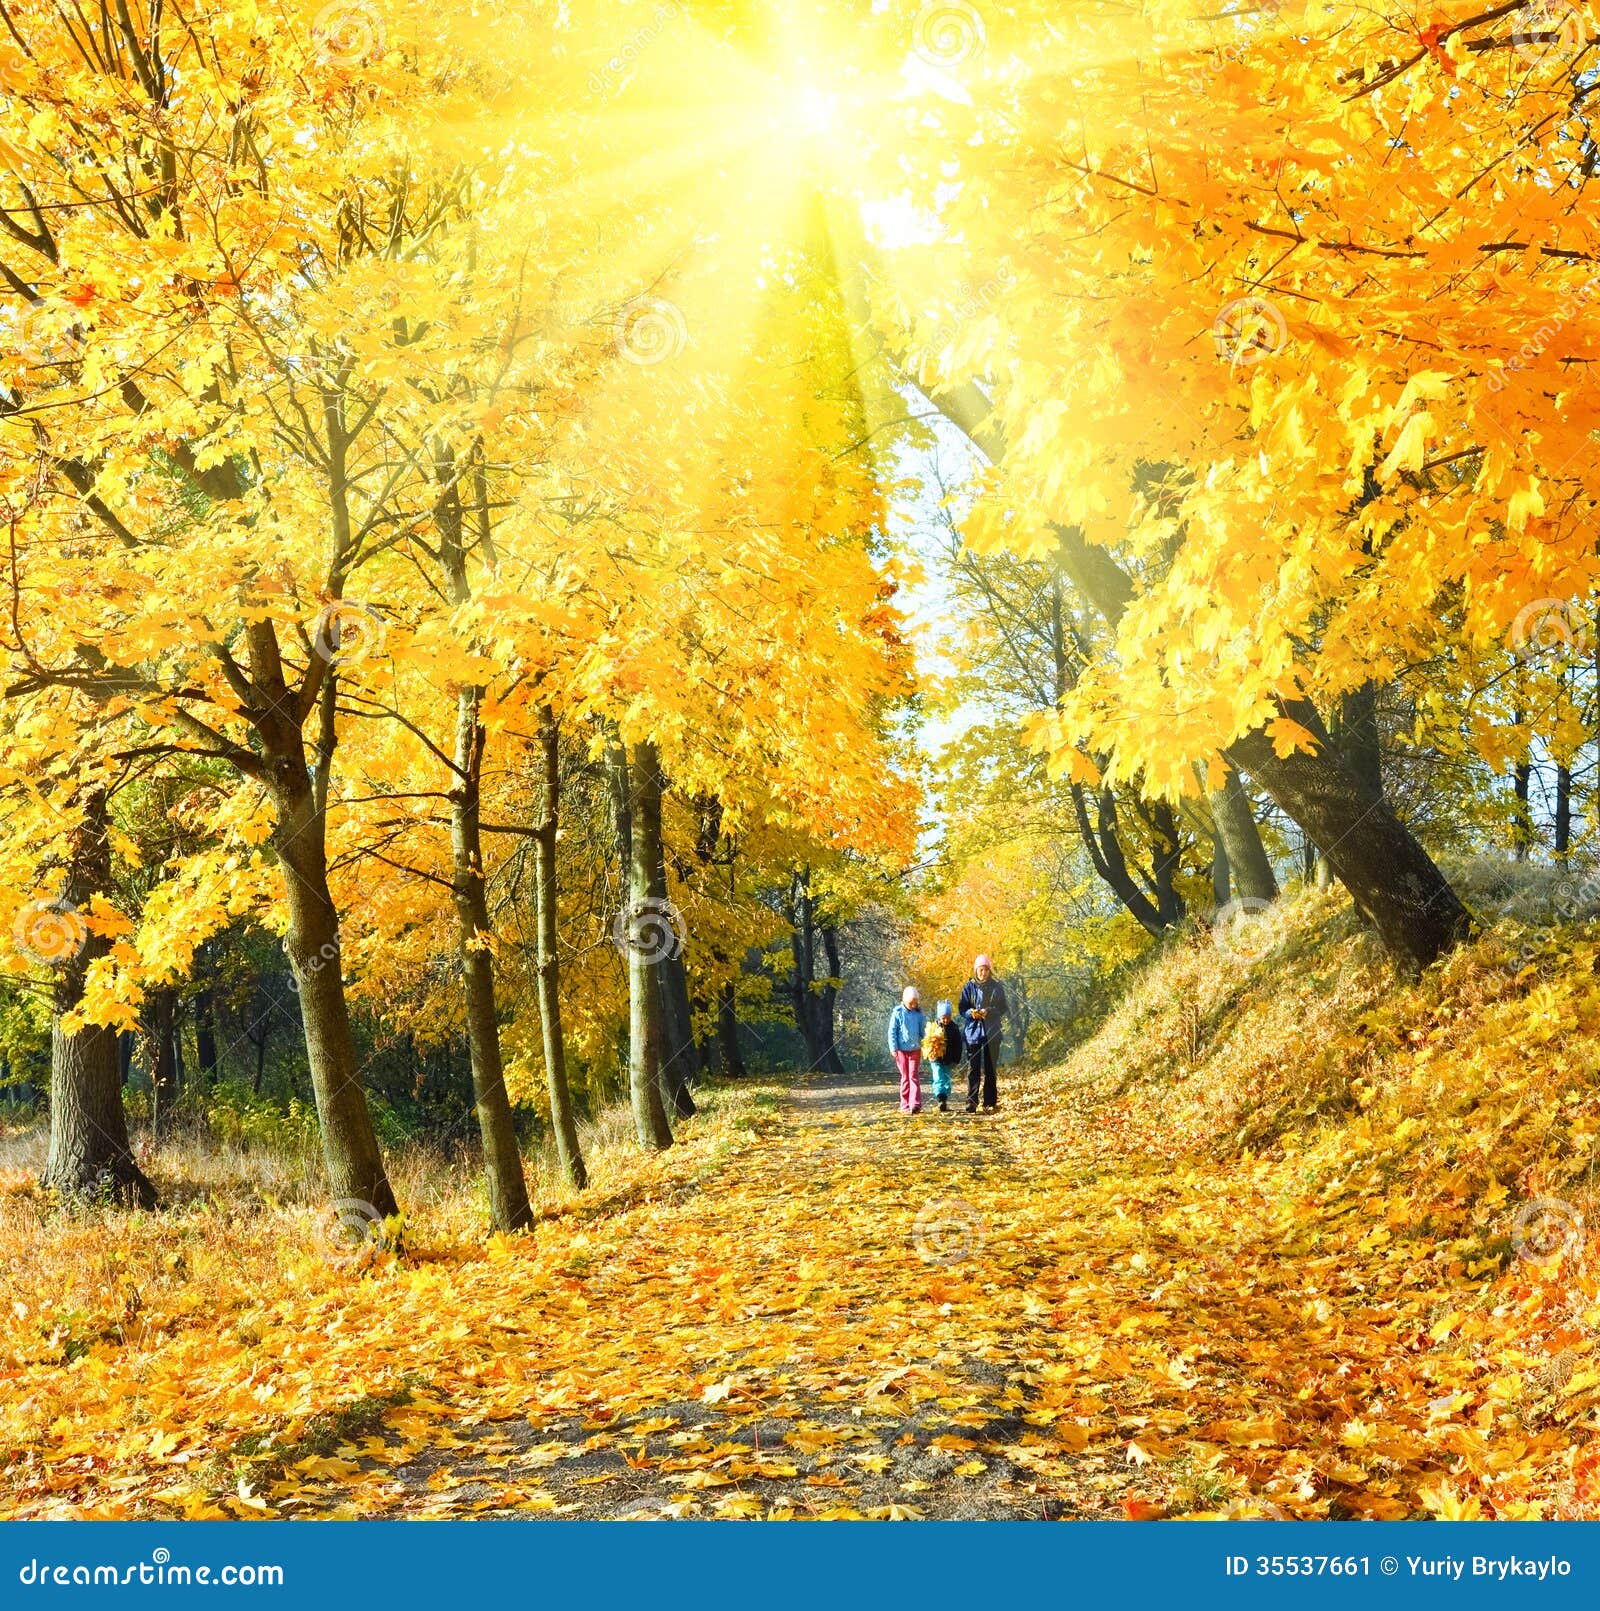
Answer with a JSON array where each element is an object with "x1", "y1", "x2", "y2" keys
[{"x1": 315, "y1": 1064, "x2": 1129, "y2": 1521}]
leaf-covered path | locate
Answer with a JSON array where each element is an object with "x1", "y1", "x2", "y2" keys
[{"x1": 341, "y1": 1068, "x2": 1113, "y2": 1521}]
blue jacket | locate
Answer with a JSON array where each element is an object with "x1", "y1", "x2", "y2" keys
[
  {"x1": 958, "y1": 977, "x2": 1008, "y2": 1046},
  {"x1": 887, "y1": 1003, "x2": 926, "y2": 1055}
]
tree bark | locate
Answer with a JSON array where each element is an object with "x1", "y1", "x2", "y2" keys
[
  {"x1": 787, "y1": 869, "x2": 832, "y2": 1068},
  {"x1": 437, "y1": 459, "x2": 532, "y2": 1232},
  {"x1": 1149, "y1": 799, "x2": 1185, "y2": 929},
  {"x1": 717, "y1": 980, "x2": 746, "y2": 1077},
  {"x1": 650, "y1": 831, "x2": 697, "y2": 1119},
  {"x1": 195, "y1": 986, "x2": 219, "y2": 1084},
  {"x1": 1512, "y1": 713, "x2": 1535, "y2": 862},
  {"x1": 449, "y1": 683, "x2": 533, "y2": 1231},
  {"x1": 1052, "y1": 567, "x2": 1195, "y2": 932},
  {"x1": 1556, "y1": 759, "x2": 1572, "y2": 860},
  {"x1": 692, "y1": 797, "x2": 747, "y2": 1079},
  {"x1": 657, "y1": 955, "x2": 700, "y2": 1114},
  {"x1": 533, "y1": 706, "x2": 587, "y2": 1188},
  {"x1": 40, "y1": 787, "x2": 156, "y2": 1206},
  {"x1": 1227, "y1": 707, "x2": 1472, "y2": 972},
  {"x1": 1069, "y1": 784, "x2": 1174, "y2": 936},
  {"x1": 621, "y1": 742, "x2": 673, "y2": 1149},
  {"x1": 817, "y1": 924, "x2": 846, "y2": 1073},
  {"x1": 1210, "y1": 771, "x2": 1277, "y2": 905},
  {"x1": 141, "y1": 988, "x2": 179, "y2": 1131},
  {"x1": 267, "y1": 753, "x2": 398, "y2": 1215},
  {"x1": 1338, "y1": 683, "x2": 1384, "y2": 801}
]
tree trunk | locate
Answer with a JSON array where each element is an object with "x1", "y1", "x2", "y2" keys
[
  {"x1": 621, "y1": 742, "x2": 673, "y2": 1149},
  {"x1": 717, "y1": 979, "x2": 746, "y2": 1077},
  {"x1": 449, "y1": 684, "x2": 533, "y2": 1232},
  {"x1": 1011, "y1": 970, "x2": 1030, "y2": 1063},
  {"x1": 657, "y1": 955, "x2": 699, "y2": 1115},
  {"x1": 691, "y1": 987, "x2": 717, "y2": 1077},
  {"x1": 1068, "y1": 784, "x2": 1176, "y2": 936},
  {"x1": 534, "y1": 706, "x2": 587, "y2": 1188},
  {"x1": 1053, "y1": 567, "x2": 1193, "y2": 932},
  {"x1": 195, "y1": 987, "x2": 219, "y2": 1084},
  {"x1": 1338, "y1": 683, "x2": 1384, "y2": 801},
  {"x1": 788, "y1": 870, "x2": 830, "y2": 1068},
  {"x1": 692, "y1": 797, "x2": 746, "y2": 1079},
  {"x1": 649, "y1": 830, "x2": 697, "y2": 1118},
  {"x1": 1512, "y1": 716, "x2": 1535, "y2": 861},
  {"x1": 1150, "y1": 799, "x2": 1185, "y2": 929},
  {"x1": 436, "y1": 452, "x2": 532, "y2": 1230},
  {"x1": 1556, "y1": 759, "x2": 1572, "y2": 860},
  {"x1": 1210, "y1": 771, "x2": 1277, "y2": 904},
  {"x1": 270, "y1": 761, "x2": 398, "y2": 1217},
  {"x1": 250, "y1": 1009, "x2": 269, "y2": 1095},
  {"x1": 1226, "y1": 707, "x2": 1472, "y2": 973},
  {"x1": 817, "y1": 924, "x2": 846, "y2": 1073},
  {"x1": 40, "y1": 787, "x2": 156, "y2": 1206},
  {"x1": 142, "y1": 988, "x2": 178, "y2": 1131},
  {"x1": 240, "y1": 604, "x2": 398, "y2": 1217}
]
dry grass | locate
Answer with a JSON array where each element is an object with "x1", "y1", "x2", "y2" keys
[{"x1": 0, "y1": 1080, "x2": 781, "y2": 1457}]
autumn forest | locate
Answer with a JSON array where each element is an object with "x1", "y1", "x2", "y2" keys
[{"x1": 1, "y1": 0, "x2": 1599, "y2": 1526}]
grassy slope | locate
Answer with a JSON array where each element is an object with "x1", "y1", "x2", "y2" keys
[{"x1": 1002, "y1": 886, "x2": 1600, "y2": 1517}]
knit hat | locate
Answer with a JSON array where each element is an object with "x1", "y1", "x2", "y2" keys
[
  {"x1": 937, "y1": 999, "x2": 952, "y2": 1017},
  {"x1": 902, "y1": 985, "x2": 919, "y2": 1006},
  {"x1": 974, "y1": 953, "x2": 991, "y2": 971}
]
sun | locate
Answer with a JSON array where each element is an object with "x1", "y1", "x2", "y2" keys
[{"x1": 790, "y1": 82, "x2": 842, "y2": 138}]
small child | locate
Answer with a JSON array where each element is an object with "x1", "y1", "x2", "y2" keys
[
  {"x1": 887, "y1": 985, "x2": 926, "y2": 1114},
  {"x1": 923, "y1": 1000, "x2": 959, "y2": 1113}
]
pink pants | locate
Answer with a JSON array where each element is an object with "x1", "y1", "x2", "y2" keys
[{"x1": 895, "y1": 1049, "x2": 922, "y2": 1112}]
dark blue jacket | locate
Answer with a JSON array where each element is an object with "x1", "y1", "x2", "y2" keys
[{"x1": 958, "y1": 977, "x2": 1009, "y2": 1047}]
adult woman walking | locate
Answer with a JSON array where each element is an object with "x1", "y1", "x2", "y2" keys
[
  {"x1": 887, "y1": 985, "x2": 926, "y2": 1115},
  {"x1": 958, "y1": 954, "x2": 1009, "y2": 1112}
]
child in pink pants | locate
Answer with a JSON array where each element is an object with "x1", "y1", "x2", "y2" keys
[{"x1": 887, "y1": 985, "x2": 926, "y2": 1114}]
